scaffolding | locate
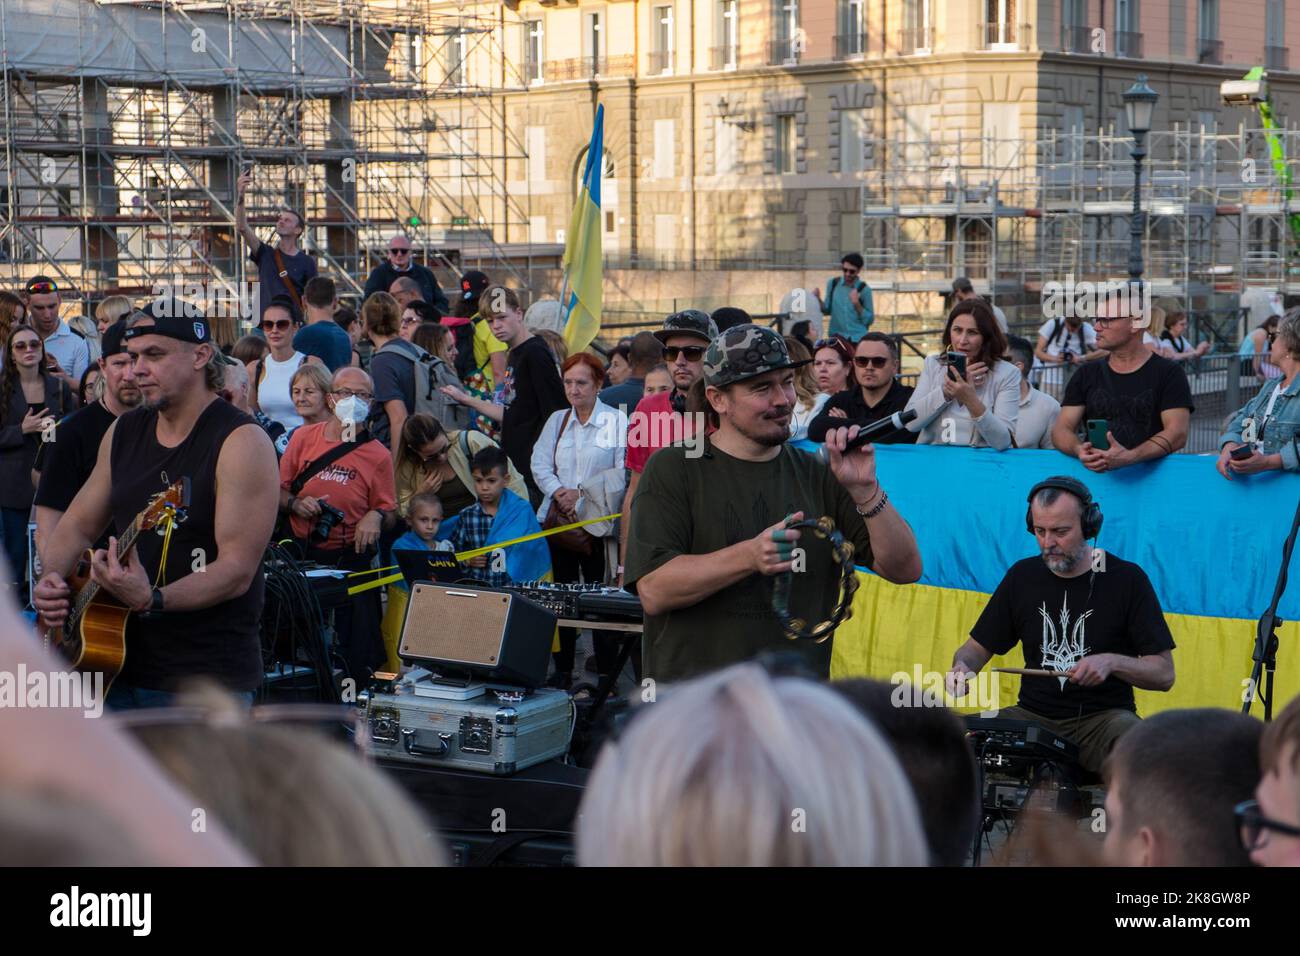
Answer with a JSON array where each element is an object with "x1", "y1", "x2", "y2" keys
[
  {"x1": 0, "y1": 0, "x2": 532, "y2": 327},
  {"x1": 860, "y1": 121, "x2": 1300, "y2": 336}
]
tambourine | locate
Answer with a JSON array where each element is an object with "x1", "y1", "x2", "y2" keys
[{"x1": 770, "y1": 515, "x2": 860, "y2": 643}]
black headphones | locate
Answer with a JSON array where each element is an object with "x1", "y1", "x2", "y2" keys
[{"x1": 1025, "y1": 476, "x2": 1103, "y2": 539}]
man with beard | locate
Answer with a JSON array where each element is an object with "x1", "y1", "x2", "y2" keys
[
  {"x1": 624, "y1": 325, "x2": 922, "y2": 682},
  {"x1": 948, "y1": 476, "x2": 1175, "y2": 772},
  {"x1": 33, "y1": 320, "x2": 141, "y2": 550},
  {"x1": 33, "y1": 308, "x2": 279, "y2": 708}
]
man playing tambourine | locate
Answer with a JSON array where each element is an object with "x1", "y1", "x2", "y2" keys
[{"x1": 624, "y1": 324, "x2": 922, "y2": 683}]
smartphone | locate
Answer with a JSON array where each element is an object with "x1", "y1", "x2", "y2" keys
[
  {"x1": 1230, "y1": 444, "x2": 1255, "y2": 461},
  {"x1": 1085, "y1": 419, "x2": 1110, "y2": 450},
  {"x1": 943, "y1": 352, "x2": 967, "y2": 379}
]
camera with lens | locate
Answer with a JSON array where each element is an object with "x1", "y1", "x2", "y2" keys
[
  {"x1": 312, "y1": 502, "x2": 346, "y2": 542},
  {"x1": 1060, "y1": 348, "x2": 1074, "y2": 364}
]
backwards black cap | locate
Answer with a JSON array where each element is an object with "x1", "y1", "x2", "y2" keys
[
  {"x1": 123, "y1": 306, "x2": 213, "y2": 346},
  {"x1": 100, "y1": 320, "x2": 130, "y2": 357}
]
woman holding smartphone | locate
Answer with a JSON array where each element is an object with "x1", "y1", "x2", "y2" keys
[
  {"x1": 1218, "y1": 309, "x2": 1300, "y2": 479},
  {"x1": 0, "y1": 327, "x2": 72, "y2": 595},
  {"x1": 904, "y1": 299, "x2": 1020, "y2": 449}
]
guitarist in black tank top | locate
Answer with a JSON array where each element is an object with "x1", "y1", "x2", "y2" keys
[{"x1": 33, "y1": 309, "x2": 280, "y2": 709}]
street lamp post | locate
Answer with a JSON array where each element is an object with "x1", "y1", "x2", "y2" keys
[{"x1": 1123, "y1": 75, "x2": 1159, "y2": 284}]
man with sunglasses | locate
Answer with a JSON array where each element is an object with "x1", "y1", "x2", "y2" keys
[
  {"x1": 235, "y1": 169, "x2": 317, "y2": 320},
  {"x1": 618, "y1": 310, "x2": 718, "y2": 585},
  {"x1": 1244, "y1": 694, "x2": 1300, "y2": 866},
  {"x1": 1051, "y1": 294, "x2": 1193, "y2": 473},
  {"x1": 812, "y1": 252, "x2": 873, "y2": 341},
  {"x1": 362, "y1": 234, "x2": 450, "y2": 314},
  {"x1": 23, "y1": 275, "x2": 93, "y2": 390},
  {"x1": 807, "y1": 333, "x2": 918, "y2": 444}
]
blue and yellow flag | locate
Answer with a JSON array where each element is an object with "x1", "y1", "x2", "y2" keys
[{"x1": 561, "y1": 105, "x2": 604, "y2": 354}]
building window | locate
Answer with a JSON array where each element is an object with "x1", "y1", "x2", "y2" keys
[
  {"x1": 986, "y1": 0, "x2": 1018, "y2": 49},
  {"x1": 1115, "y1": 0, "x2": 1140, "y2": 57},
  {"x1": 772, "y1": 0, "x2": 800, "y2": 63},
  {"x1": 717, "y1": 0, "x2": 738, "y2": 69},
  {"x1": 1266, "y1": 0, "x2": 1287, "y2": 70},
  {"x1": 584, "y1": 11, "x2": 605, "y2": 74},
  {"x1": 652, "y1": 5, "x2": 675, "y2": 74},
  {"x1": 1197, "y1": 0, "x2": 1221, "y2": 62},
  {"x1": 903, "y1": 0, "x2": 933, "y2": 54},
  {"x1": 836, "y1": 0, "x2": 865, "y2": 58},
  {"x1": 447, "y1": 31, "x2": 467, "y2": 86},
  {"x1": 525, "y1": 19, "x2": 544, "y2": 83},
  {"x1": 775, "y1": 114, "x2": 796, "y2": 174}
]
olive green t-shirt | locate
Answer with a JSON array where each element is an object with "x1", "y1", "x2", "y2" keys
[{"x1": 624, "y1": 440, "x2": 873, "y2": 683}]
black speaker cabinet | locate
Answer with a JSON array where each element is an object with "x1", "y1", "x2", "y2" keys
[{"x1": 398, "y1": 584, "x2": 556, "y2": 688}]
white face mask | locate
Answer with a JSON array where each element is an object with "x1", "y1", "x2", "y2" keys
[{"x1": 333, "y1": 395, "x2": 368, "y2": 425}]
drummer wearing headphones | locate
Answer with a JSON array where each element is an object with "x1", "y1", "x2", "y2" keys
[{"x1": 947, "y1": 476, "x2": 1176, "y2": 772}]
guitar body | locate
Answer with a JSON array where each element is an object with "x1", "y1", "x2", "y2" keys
[
  {"x1": 40, "y1": 551, "x2": 129, "y2": 692},
  {"x1": 37, "y1": 478, "x2": 190, "y2": 696},
  {"x1": 66, "y1": 600, "x2": 129, "y2": 691}
]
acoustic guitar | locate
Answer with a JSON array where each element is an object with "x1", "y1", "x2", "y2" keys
[{"x1": 40, "y1": 479, "x2": 190, "y2": 691}]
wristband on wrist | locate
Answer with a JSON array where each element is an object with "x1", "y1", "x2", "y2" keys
[{"x1": 855, "y1": 489, "x2": 888, "y2": 519}]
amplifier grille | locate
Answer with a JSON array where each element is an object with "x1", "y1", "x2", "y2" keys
[{"x1": 399, "y1": 585, "x2": 511, "y2": 666}]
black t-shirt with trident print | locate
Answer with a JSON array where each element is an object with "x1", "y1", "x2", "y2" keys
[{"x1": 970, "y1": 553, "x2": 1174, "y2": 719}]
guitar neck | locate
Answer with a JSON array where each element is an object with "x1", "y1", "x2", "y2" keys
[{"x1": 71, "y1": 517, "x2": 144, "y2": 621}]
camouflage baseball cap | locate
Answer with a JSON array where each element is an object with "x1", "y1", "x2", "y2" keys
[
  {"x1": 652, "y1": 309, "x2": 718, "y2": 346},
  {"x1": 703, "y1": 323, "x2": 810, "y2": 388}
]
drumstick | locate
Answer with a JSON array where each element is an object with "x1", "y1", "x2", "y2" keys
[{"x1": 992, "y1": 667, "x2": 1069, "y2": 678}]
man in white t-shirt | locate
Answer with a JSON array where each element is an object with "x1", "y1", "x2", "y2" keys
[{"x1": 1033, "y1": 314, "x2": 1106, "y2": 397}]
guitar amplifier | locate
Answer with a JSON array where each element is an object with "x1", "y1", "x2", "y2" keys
[{"x1": 361, "y1": 684, "x2": 574, "y2": 775}]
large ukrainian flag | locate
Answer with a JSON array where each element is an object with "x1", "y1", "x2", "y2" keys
[
  {"x1": 830, "y1": 446, "x2": 1300, "y2": 716},
  {"x1": 561, "y1": 105, "x2": 604, "y2": 354}
]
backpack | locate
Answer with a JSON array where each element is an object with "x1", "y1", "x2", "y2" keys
[
  {"x1": 1047, "y1": 318, "x2": 1087, "y2": 356},
  {"x1": 826, "y1": 276, "x2": 867, "y2": 307},
  {"x1": 375, "y1": 337, "x2": 471, "y2": 430}
]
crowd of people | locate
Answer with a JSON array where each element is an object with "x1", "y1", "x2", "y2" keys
[{"x1": 2, "y1": 233, "x2": 1299, "y2": 869}]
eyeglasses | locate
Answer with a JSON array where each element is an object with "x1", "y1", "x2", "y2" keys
[
  {"x1": 853, "y1": 355, "x2": 891, "y2": 369},
  {"x1": 1092, "y1": 315, "x2": 1128, "y2": 327},
  {"x1": 400, "y1": 316, "x2": 419, "y2": 326},
  {"x1": 1235, "y1": 799, "x2": 1300, "y2": 851},
  {"x1": 332, "y1": 387, "x2": 373, "y2": 401},
  {"x1": 12, "y1": 340, "x2": 42, "y2": 351},
  {"x1": 261, "y1": 319, "x2": 292, "y2": 331},
  {"x1": 664, "y1": 345, "x2": 706, "y2": 362},
  {"x1": 417, "y1": 445, "x2": 449, "y2": 465}
]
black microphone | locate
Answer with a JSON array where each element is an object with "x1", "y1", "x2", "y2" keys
[{"x1": 837, "y1": 409, "x2": 917, "y2": 452}]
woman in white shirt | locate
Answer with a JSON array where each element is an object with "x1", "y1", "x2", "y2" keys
[
  {"x1": 905, "y1": 299, "x2": 1020, "y2": 449},
  {"x1": 251, "y1": 297, "x2": 313, "y2": 431},
  {"x1": 531, "y1": 351, "x2": 628, "y2": 688},
  {"x1": 784, "y1": 336, "x2": 829, "y2": 442}
]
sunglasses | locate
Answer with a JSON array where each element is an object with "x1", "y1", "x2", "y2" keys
[
  {"x1": 1235, "y1": 800, "x2": 1300, "y2": 851},
  {"x1": 664, "y1": 345, "x2": 706, "y2": 362},
  {"x1": 12, "y1": 340, "x2": 42, "y2": 351},
  {"x1": 853, "y1": 355, "x2": 891, "y2": 369},
  {"x1": 26, "y1": 281, "x2": 57, "y2": 293},
  {"x1": 389, "y1": 248, "x2": 411, "y2": 255},
  {"x1": 261, "y1": 319, "x2": 292, "y2": 331}
]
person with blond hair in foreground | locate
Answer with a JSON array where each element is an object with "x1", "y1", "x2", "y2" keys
[{"x1": 576, "y1": 662, "x2": 928, "y2": 866}]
